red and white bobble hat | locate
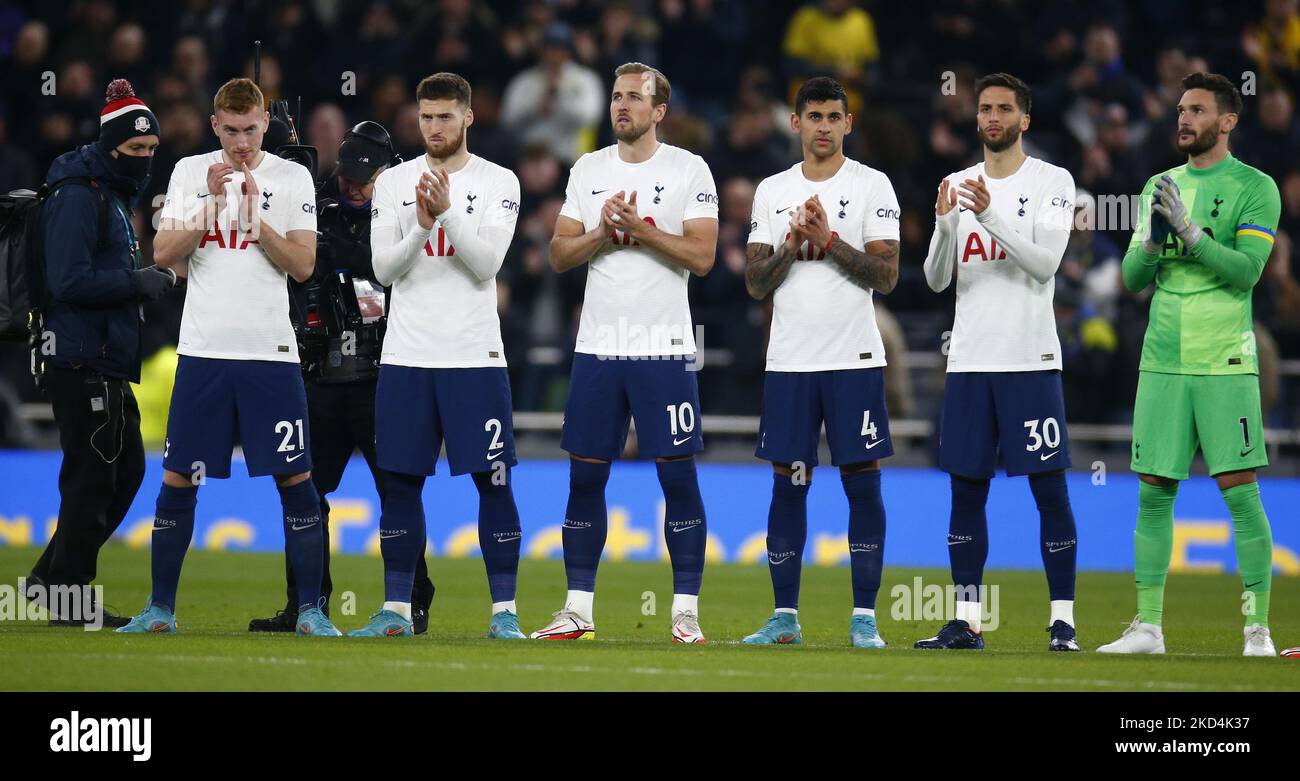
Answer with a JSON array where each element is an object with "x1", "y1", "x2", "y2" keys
[{"x1": 97, "y1": 78, "x2": 159, "y2": 152}]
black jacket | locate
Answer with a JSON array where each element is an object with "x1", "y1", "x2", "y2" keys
[{"x1": 41, "y1": 144, "x2": 146, "y2": 381}]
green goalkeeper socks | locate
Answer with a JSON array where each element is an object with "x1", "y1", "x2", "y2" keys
[
  {"x1": 1134, "y1": 480, "x2": 1177, "y2": 626},
  {"x1": 1222, "y1": 482, "x2": 1273, "y2": 629}
]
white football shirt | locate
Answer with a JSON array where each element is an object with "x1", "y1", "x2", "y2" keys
[
  {"x1": 934, "y1": 156, "x2": 1074, "y2": 372},
  {"x1": 159, "y1": 150, "x2": 317, "y2": 362},
  {"x1": 748, "y1": 158, "x2": 901, "y2": 371},
  {"x1": 559, "y1": 143, "x2": 718, "y2": 356},
  {"x1": 370, "y1": 154, "x2": 520, "y2": 368}
]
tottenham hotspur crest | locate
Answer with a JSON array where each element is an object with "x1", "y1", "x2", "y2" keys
[{"x1": 466, "y1": 192, "x2": 477, "y2": 214}]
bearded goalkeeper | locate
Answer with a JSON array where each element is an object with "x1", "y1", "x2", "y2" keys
[{"x1": 1099, "y1": 72, "x2": 1280, "y2": 657}]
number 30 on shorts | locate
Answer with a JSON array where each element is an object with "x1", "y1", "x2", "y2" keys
[{"x1": 1023, "y1": 417, "x2": 1060, "y2": 451}]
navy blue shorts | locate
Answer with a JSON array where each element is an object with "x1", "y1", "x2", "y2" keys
[
  {"x1": 939, "y1": 370, "x2": 1072, "y2": 478},
  {"x1": 375, "y1": 365, "x2": 517, "y2": 476},
  {"x1": 561, "y1": 353, "x2": 703, "y2": 460},
  {"x1": 163, "y1": 356, "x2": 312, "y2": 479},
  {"x1": 756, "y1": 368, "x2": 893, "y2": 467}
]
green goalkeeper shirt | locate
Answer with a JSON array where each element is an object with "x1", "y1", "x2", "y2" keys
[{"x1": 1121, "y1": 152, "x2": 1280, "y2": 376}]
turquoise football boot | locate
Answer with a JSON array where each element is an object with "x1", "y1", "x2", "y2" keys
[
  {"x1": 742, "y1": 612, "x2": 802, "y2": 645},
  {"x1": 850, "y1": 614, "x2": 886, "y2": 648},
  {"x1": 486, "y1": 611, "x2": 526, "y2": 639},
  {"x1": 296, "y1": 606, "x2": 343, "y2": 636},
  {"x1": 115, "y1": 598, "x2": 176, "y2": 633},
  {"x1": 346, "y1": 609, "x2": 412, "y2": 638}
]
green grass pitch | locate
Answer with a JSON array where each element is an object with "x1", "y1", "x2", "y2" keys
[{"x1": 0, "y1": 546, "x2": 1296, "y2": 691}]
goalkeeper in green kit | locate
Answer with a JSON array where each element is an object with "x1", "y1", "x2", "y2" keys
[{"x1": 1099, "y1": 73, "x2": 1279, "y2": 658}]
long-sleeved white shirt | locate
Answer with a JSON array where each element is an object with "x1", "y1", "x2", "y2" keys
[
  {"x1": 922, "y1": 156, "x2": 1075, "y2": 372},
  {"x1": 371, "y1": 154, "x2": 520, "y2": 368}
]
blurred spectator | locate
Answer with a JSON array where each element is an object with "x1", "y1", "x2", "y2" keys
[
  {"x1": 708, "y1": 100, "x2": 792, "y2": 183},
  {"x1": 0, "y1": 115, "x2": 37, "y2": 192},
  {"x1": 1060, "y1": 191, "x2": 1124, "y2": 322},
  {"x1": 1078, "y1": 103, "x2": 1147, "y2": 206},
  {"x1": 501, "y1": 22, "x2": 604, "y2": 163},
  {"x1": 54, "y1": 0, "x2": 117, "y2": 68},
  {"x1": 1237, "y1": 85, "x2": 1300, "y2": 177},
  {"x1": 657, "y1": 0, "x2": 749, "y2": 123},
  {"x1": 105, "y1": 24, "x2": 150, "y2": 91},
  {"x1": 171, "y1": 36, "x2": 213, "y2": 99},
  {"x1": 1055, "y1": 275, "x2": 1120, "y2": 422},
  {"x1": 4, "y1": 22, "x2": 50, "y2": 148},
  {"x1": 1242, "y1": 0, "x2": 1300, "y2": 95},
  {"x1": 691, "y1": 175, "x2": 764, "y2": 414},
  {"x1": 407, "y1": 0, "x2": 504, "y2": 88},
  {"x1": 782, "y1": 0, "x2": 880, "y2": 116},
  {"x1": 307, "y1": 103, "x2": 349, "y2": 181},
  {"x1": 1056, "y1": 22, "x2": 1149, "y2": 148}
]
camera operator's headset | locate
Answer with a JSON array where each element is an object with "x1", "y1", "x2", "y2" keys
[{"x1": 341, "y1": 121, "x2": 401, "y2": 180}]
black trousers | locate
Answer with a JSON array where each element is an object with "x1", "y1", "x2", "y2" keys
[
  {"x1": 31, "y1": 368, "x2": 145, "y2": 587},
  {"x1": 283, "y1": 378, "x2": 434, "y2": 611}
]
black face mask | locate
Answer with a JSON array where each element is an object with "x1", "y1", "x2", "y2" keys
[{"x1": 110, "y1": 151, "x2": 153, "y2": 190}]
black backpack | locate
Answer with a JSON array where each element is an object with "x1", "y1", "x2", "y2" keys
[{"x1": 0, "y1": 177, "x2": 110, "y2": 342}]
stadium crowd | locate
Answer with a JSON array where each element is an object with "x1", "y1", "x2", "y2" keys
[{"x1": 1, "y1": 0, "x2": 1299, "y2": 447}]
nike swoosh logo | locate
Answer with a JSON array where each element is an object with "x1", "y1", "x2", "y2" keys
[
  {"x1": 1245, "y1": 580, "x2": 1263, "y2": 589},
  {"x1": 948, "y1": 540, "x2": 969, "y2": 546},
  {"x1": 591, "y1": 189, "x2": 608, "y2": 195},
  {"x1": 379, "y1": 533, "x2": 403, "y2": 540},
  {"x1": 776, "y1": 206, "x2": 794, "y2": 214},
  {"x1": 486, "y1": 449, "x2": 505, "y2": 460},
  {"x1": 1240, "y1": 448, "x2": 1255, "y2": 457},
  {"x1": 402, "y1": 200, "x2": 416, "y2": 206},
  {"x1": 864, "y1": 439, "x2": 885, "y2": 450},
  {"x1": 1040, "y1": 450, "x2": 1059, "y2": 461},
  {"x1": 386, "y1": 626, "x2": 405, "y2": 636},
  {"x1": 1048, "y1": 545, "x2": 1075, "y2": 553},
  {"x1": 197, "y1": 192, "x2": 212, "y2": 199},
  {"x1": 959, "y1": 207, "x2": 969, "y2": 212},
  {"x1": 285, "y1": 453, "x2": 304, "y2": 462},
  {"x1": 671, "y1": 525, "x2": 700, "y2": 533},
  {"x1": 673, "y1": 436, "x2": 692, "y2": 446},
  {"x1": 291, "y1": 523, "x2": 317, "y2": 531}
]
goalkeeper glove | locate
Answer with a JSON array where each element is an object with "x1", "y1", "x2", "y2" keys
[{"x1": 1151, "y1": 175, "x2": 1204, "y2": 251}]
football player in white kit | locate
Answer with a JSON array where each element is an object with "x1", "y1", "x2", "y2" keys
[
  {"x1": 919, "y1": 73, "x2": 1081, "y2": 652},
  {"x1": 740, "y1": 77, "x2": 902, "y2": 649},
  {"x1": 118, "y1": 78, "x2": 341, "y2": 635},
  {"x1": 531, "y1": 63, "x2": 719, "y2": 643},
  {"x1": 355, "y1": 73, "x2": 526, "y2": 639}
]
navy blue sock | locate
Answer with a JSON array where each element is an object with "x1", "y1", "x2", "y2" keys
[
  {"x1": 279, "y1": 479, "x2": 325, "y2": 612},
  {"x1": 657, "y1": 457, "x2": 707, "y2": 595},
  {"x1": 563, "y1": 459, "x2": 610, "y2": 592},
  {"x1": 1030, "y1": 470, "x2": 1078, "y2": 601},
  {"x1": 767, "y1": 471, "x2": 810, "y2": 610},
  {"x1": 473, "y1": 469, "x2": 521, "y2": 604},
  {"x1": 843, "y1": 468, "x2": 886, "y2": 610},
  {"x1": 150, "y1": 483, "x2": 197, "y2": 613},
  {"x1": 948, "y1": 475, "x2": 991, "y2": 593},
  {"x1": 379, "y1": 472, "x2": 426, "y2": 605}
]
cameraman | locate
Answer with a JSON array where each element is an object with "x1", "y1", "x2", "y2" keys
[
  {"x1": 248, "y1": 122, "x2": 435, "y2": 633},
  {"x1": 26, "y1": 79, "x2": 178, "y2": 626}
]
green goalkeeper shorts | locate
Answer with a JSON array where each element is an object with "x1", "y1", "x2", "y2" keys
[{"x1": 1130, "y1": 371, "x2": 1268, "y2": 480}]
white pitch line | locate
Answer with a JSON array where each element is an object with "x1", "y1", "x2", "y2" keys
[{"x1": 0, "y1": 651, "x2": 1269, "y2": 691}]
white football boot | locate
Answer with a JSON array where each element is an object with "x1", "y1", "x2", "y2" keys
[
  {"x1": 671, "y1": 609, "x2": 706, "y2": 644},
  {"x1": 529, "y1": 608, "x2": 595, "y2": 640},
  {"x1": 1242, "y1": 624, "x2": 1276, "y2": 657},
  {"x1": 1097, "y1": 615, "x2": 1165, "y2": 654}
]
